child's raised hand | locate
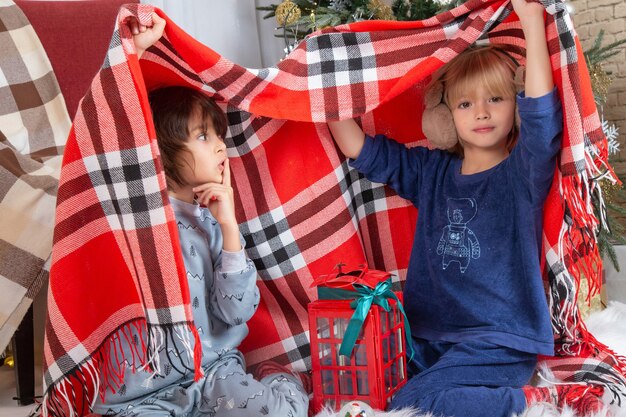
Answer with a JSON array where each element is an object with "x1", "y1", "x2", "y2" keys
[
  {"x1": 512, "y1": 0, "x2": 553, "y2": 97},
  {"x1": 511, "y1": 0, "x2": 545, "y2": 26},
  {"x1": 192, "y1": 159, "x2": 238, "y2": 228},
  {"x1": 127, "y1": 12, "x2": 166, "y2": 58}
]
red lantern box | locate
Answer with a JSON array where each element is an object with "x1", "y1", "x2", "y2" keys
[{"x1": 308, "y1": 264, "x2": 410, "y2": 412}]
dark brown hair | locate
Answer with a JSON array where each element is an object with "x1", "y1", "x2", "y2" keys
[{"x1": 148, "y1": 86, "x2": 228, "y2": 189}]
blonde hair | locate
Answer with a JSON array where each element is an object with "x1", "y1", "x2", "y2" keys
[{"x1": 431, "y1": 45, "x2": 522, "y2": 157}]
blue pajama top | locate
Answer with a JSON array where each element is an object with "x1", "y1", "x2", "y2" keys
[{"x1": 350, "y1": 89, "x2": 562, "y2": 355}]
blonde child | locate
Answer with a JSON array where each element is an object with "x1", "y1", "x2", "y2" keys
[
  {"x1": 328, "y1": 0, "x2": 604, "y2": 415},
  {"x1": 93, "y1": 15, "x2": 310, "y2": 417}
]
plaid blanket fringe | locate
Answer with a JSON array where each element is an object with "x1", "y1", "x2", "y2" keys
[
  {"x1": 43, "y1": 321, "x2": 201, "y2": 416},
  {"x1": 42, "y1": 0, "x2": 626, "y2": 415}
]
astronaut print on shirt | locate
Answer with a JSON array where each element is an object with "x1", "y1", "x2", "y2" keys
[{"x1": 436, "y1": 198, "x2": 481, "y2": 273}]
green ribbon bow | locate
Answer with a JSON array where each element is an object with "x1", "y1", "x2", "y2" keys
[{"x1": 317, "y1": 278, "x2": 414, "y2": 360}]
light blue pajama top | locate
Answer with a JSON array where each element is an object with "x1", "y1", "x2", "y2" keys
[{"x1": 94, "y1": 197, "x2": 260, "y2": 414}]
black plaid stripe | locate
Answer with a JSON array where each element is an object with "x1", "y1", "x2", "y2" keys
[
  {"x1": 239, "y1": 160, "x2": 389, "y2": 281},
  {"x1": 84, "y1": 146, "x2": 165, "y2": 230},
  {"x1": 551, "y1": 359, "x2": 626, "y2": 405},
  {"x1": 224, "y1": 107, "x2": 273, "y2": 156},
  {"x1": 545, "y1": 251, "x2": 571, "y2": 335},
  {"x1": 214, "y1": 66, "x2": 267, "y2": 109},
  {"x1": 239, "y1": 207, "x2": 306, "y2": 280},
  {"x1": 306, "y1": 32, "x2": 377, "y2": 89},
  {"x1": 225, "y1": 108, "x2": 252, "y2": 152},
  {"x1": 553, "y1": 9, "x2": 585, "y2": 175},
  {"x1": 146, "y1": 37, "x2": 206, "y2": 85},
  {"x1": 251, "y1": 331, "x2": 312, "y2": 373},
  {"x1": 549, "y1": 2, "x2": 577, "y2": 71},
  {"x1": 282, "y1": 331, "x2": 312, "y2": 371},
  {"x1": 337, "y1": 159, "x2": 403, "y2": 271},
  {"x1": 479, "y1": 1, "x2": 512, "y2": 38},
  {"x1": 541, "y1": 0, "x2": 569, "y2": 15},
  {"x1": 103, "y1": 29, "x2": 123, "y2": 69},
  {"x1": 337, "y1": 159, "x2": 391, "y2": 219},
  {"x1": 43, "y1": 317, "x2": 74, "y2": 386}
]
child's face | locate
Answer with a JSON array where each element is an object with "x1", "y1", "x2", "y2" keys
[
  {"x1": 177, "y1": 107, "x2": 227, "y2": 187},
  {"x1": 449, "y1": 83, "x2": 515, "y2": 154}
]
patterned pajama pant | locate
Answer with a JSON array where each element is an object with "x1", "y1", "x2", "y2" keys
[{"x1": 103, "y1": 355, "x2": 308, "y2": 417}]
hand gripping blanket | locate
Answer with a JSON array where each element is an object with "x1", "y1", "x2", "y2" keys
[{"x1": 43, "y1": 0, "x2": 626, "y2": 415}]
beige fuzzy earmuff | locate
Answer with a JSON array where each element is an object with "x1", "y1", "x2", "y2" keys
[
  {"x1": 422, "y1": 81, "x2": 458, "y2": 149},
  {"x1": 421, "y1": 65, "x2": 526, "y2": 150}
]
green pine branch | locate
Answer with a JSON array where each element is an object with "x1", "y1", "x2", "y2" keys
[{"x1": 584, "y1": 30, "x2": 626, "y2": 67}]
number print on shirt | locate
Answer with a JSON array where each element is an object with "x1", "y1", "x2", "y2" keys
[{"x1": 436, "y1": 198, "x2": 481, "y2": 273}]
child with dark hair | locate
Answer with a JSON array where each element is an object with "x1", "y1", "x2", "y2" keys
[{"x1": 93, "y1": 16, "x2": 310, "y2": 417}]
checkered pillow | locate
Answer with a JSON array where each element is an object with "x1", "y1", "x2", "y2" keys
[{"x1": 0, "y1": 0, "x2": 70, "y2": 353}]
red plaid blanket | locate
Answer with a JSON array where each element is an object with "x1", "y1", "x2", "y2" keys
[{"x1": 42, "y1": 1, "x2": 626, "y2": 414}]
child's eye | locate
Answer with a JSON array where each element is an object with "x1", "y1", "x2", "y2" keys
[
  {"x1": 197, "y1": 133, "x2": 207, "y2": 141},
  {"x1": 490, "y1": 96, "x2": 503, "y2": 103},
  {"x1": 457, "y1": 101, "x2": 471, "y2": 109}
]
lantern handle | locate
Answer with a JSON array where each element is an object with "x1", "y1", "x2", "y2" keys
[{"x1": 334, "y1": 263, "x2": 368, "y2": 285}]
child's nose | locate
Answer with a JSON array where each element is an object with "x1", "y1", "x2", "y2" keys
[{"x1": 475, "y1": 103, "x2": 489, "y2": 119}]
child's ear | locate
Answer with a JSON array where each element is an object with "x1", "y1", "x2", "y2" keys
[{"x1": 422, "y1": 81, "x2": 458, "y2": 149}]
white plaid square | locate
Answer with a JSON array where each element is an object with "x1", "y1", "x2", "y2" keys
[
  {"x1": 121, "y1": 212, "x2": 136, "y2": 230},
  {"x1": 0, "y1": 112, "x2": 26, "y2": 151},
  {"x1": 105, "y1": 34, "x2": 127, "y2": 69},
  {"x1": 113, "y1": 180, "x2": 130, "y2": 200},
  {"x1": 142, "y1": 175, "x2": 162, "y2": 196},
  {"x1": 307, "y1": 73, "x2": 324, "y2": 90},
  {"x1": 147, "y1": 206, "x2": 168, "y2": 227},
  {"x1": 10, "y1": 26, "x2": 52, "y2": 82},
  {"x1": 334, "y1": 70, "x2": 351, "y2": 87},
  {"x1": 44, "y1": 95, "x2": 72, "y2": 148}
]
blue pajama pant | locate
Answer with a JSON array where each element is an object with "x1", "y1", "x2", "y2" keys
[{"x1": 389, "y1": 339, "x2": 537, "y2": 417}]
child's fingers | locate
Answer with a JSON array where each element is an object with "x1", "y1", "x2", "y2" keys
[
  {"x1": 127, "y1": 17, "x2": 142, "y2": 35},
  {"x1": 151, "y1": 12, "x2": 166, "y2": 37},
  {"x1": 193, "y1": 182, "x2": 219, "y2": 194},
  {"x1": 222, "y1": 159, "x2": 231, "y2": 187},
  {"x1": 194, "y1": 184, "x2": 228, "y2": 204},
  {"x1": 196, "y1": 189, "x2": 217, "y2": 206}
]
